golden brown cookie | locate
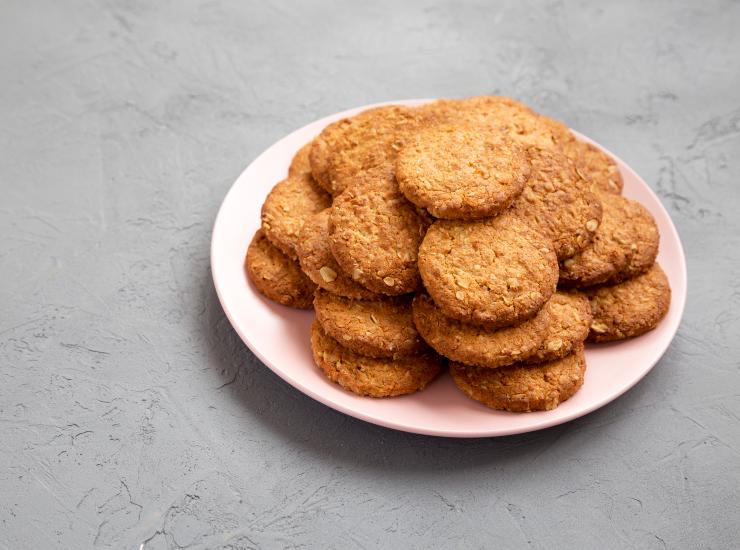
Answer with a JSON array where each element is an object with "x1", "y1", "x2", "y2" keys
[
  {"x1": 508, "y1": 147, "x2": 602, "y2": 260},
  {"x1": 288, "y1": 139, "x2": 314, "y2": 176},
  {"x1": 261, "y1": 173, "x2": 332, "y2": 259},
  {"x1": 559, "y1": 194, "x2": 659, "y2": 287},
  {"x1": 412, "y1": 293, "x2": 549, "y2": 368},
  {"x1": 312, "y1": 105, "x2": 425, "y2": 195},
  {"x1": 418, "y1": 214, "x2": 558, "y2": 327},
  {"x1": 310, "y1": 320, "x2": 443, "y2": 397},
  {"x1": 566, "y1": 140, "x2": 623, "y2": 195},
  {"x1": 314, "y1": 290, "x2": 424, "y2": 358},
  {"x1": 395, "y1": 124, "x2": 530, "y2": 219},
  {"x1": 329, "y1": 173, "x2": 430, "y2": 295},
  {"x1": 450, "y1": 345, "x2": 586, "y2": 412},
  {"x1": 586, "y1": 263, "x2": 671, "y2": 342},
  {"x1": 446, "y1": 96, "x2": 575, "y2": 151},
  {"x1": 295, "y1": 209, "x2": 380, "y2": 300},
  {"x1": 526, "y1": 291, "x2": 592, "y2": 364},
  {"x1": 245, "y1": 230, "x2": 316, "y2": 309}
]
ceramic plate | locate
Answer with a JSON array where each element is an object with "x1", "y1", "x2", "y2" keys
[{"x1": 211, "y1": 99, "x2": 687, "y2": 438}]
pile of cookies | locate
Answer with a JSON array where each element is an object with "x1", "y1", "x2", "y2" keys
[{"x1": 246, "y1": 96, "x2": 672, "y2": 412}]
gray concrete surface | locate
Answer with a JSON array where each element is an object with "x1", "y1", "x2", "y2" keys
[{"x1": 1, "y1": 1, "x2": 739, "y2": 548}]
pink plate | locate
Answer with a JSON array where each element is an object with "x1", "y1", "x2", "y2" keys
[{"x1": 211, "y1": 99, "x2": 687, "y2": 438}]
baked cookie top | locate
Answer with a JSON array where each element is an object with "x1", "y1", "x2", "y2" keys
[
  {"x1": 508, "y1": 147, "x2": 602, "y2": 260},
  {"x1": 560, "y1": 193, "x2": 659, "y2": 287},
  {"x1": 587, "y1": 263, "x2": 671, "y2": 343},
  {"x1": 566, "y1": 140, "x2": 623, "y2": 195},
  {"x1": 450, "y1": 344, "x2": 586, "y2": 412},
  {"x1": 527, "y1": 291, "x2": 592, "y2": 364},
  {"x1": 261, "y1": 172, "x2": 332, "y2": 258},
  {"x1": 329, "y1": 173, "x2": 431, "y2": 295},
  {"x1": 446, "y1": 96, "x2": 575, "y2": 151},
  {"x1": 418, "y1": 214, "x2": 558, "y2": 327},
  {"x1": 412, "y1": 292, "x2": 550, "y2": 368},
  {"x1": 295, "y1": 209, "x2": 379, "y2": 300},
  {"x1": 396, "y1": 124, "x2": 530, "y2": 219},
  {"x1": 311, "y1": 105, "x2": 425, "y2": 195},
  {"x1": 314, "y1": 290, "x2": 424, "y2": 358},
  {"x1": 245, "y1": 229, "x2": 316, "y2": 309},
  {"x1": 310, "y1": 320, "x2": 443, "y2": 398}
]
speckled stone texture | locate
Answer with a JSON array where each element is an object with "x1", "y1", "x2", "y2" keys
[{"x1": 1, "y1": 1, "x2": 739, "y2": 548}]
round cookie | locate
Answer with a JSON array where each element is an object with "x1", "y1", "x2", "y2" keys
[
  {"x1": 396, "y1": 124, "x2": 530, "y2": 219},
  {"x1": 447, "y1": 96, "x2": 575, "y2": 151},
  {"x1": 526, "y1": 291, "x2": 592, "y2": 364},
  {"x1": 450, "y1": 345, "x2": 587, "y2": 412},
  {"x1": 317, "y1": 105, "x2": 425, "y2": 195},
  {"x1": 566, "y1": 140, "x2": 623, "y2": 195},
  {"x1": 418, "y1": 214, "x2": 558, "y2": 327},
  {"x1": 586, "y1": 263, "x2": 671, "y2": 343},
  {"x1": 288, "y1": 139, "x2": 314, "y2": 176},
  {"x1": 261, "y1": 172, "x2": 332, "y2": 258},
  {"x1": 245, "y1": 230, "x2": 316, "y2": 309},
  {"x1": 329, "y1": 173, "x2": 431, "y2": 295},
  {"x1": 412, "y1": 293, "x2": 550, "y2": 368},
  {"x1": 559, "y1": 194, "x2": 659, "y2": 287},
  {"x1": 310, "y1": 320, "x2": 443, "y2": 397},
  {"x1": 508, "y1": 147, "x2": 602, "y2": 260},
  {"x1": 314, "y1": 290, "x2": 424, "y2": 358},
  {"x1": 295, "y1": 209, "x2": 379, "y2": 300}
]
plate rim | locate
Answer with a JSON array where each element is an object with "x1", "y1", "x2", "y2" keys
[{"x1": 210, "y1": 98, "x2": 688, "y2": 438}]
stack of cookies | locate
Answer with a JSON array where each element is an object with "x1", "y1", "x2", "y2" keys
[{"x1": 246, "y1": 96, "x2": 671, "y2": 412}]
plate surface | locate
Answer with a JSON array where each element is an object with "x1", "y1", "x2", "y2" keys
[{"x1": 211, "y1": 99, "x2": 687, "y2": 438}]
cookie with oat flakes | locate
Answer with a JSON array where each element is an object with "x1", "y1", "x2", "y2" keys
[
  {"x1": 261, "y1": 172, "x2": 331, "y2": 259},
  {"x1": 396, "y1": 124, "x2": 530, "y2": 219},
  {"x1": 412, "y1": 293, "x2": 550, "y2": 368},
  {"x1": 526, "y1": 291, "x2": 592, "y2": 364},
  {"x1": 295, "y1": 209, "x2": 380, "y2": 300},
  {"x1": 559, "y1": 193, "x2": 659, "y2": 288},
  {"x1": 310, "y1": 320, "x2": 443, "y2": 397},
  {"x1": 508, "y1": 147, "x2": 602, "y2": 260},
  {"x1": 314, "y1": 290, "x2": 424, "y2": 358},
  {"x1": 565, "y1": 140, "x2": 623, "y2": 195},
  {"x1": 586, "y1": 263, "x2": 671, "y2": 343},
  {"x1": 418, "y1": 213, "x2": 558, "y2": 328},
  {"x1": 245, "y1": 229, "x2": 315, "y2": 309},
  {"x1": 450, "y1": 345, "x2": 586, "y2": 412},
  {"x1": 329, "y1": 173, "x2": 431, "y2": 295}
]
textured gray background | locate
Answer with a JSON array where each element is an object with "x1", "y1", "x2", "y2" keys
[{"x1": 1, "y1": 1, "x2": 739, "y2": 548}]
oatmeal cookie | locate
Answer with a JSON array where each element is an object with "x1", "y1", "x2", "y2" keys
[
  {"x1": 245, "y1": 229, "x2": 315, "y2": 309},
  {"x1": 310, "y1": 320, "x2": 443, "y2": 397},
  {"x1": 450, "y1": 345, "x2": 586, "y2": 412},
  {"x1": 418, "y1": 214, "x2": 558, "y2": 327},
  {"x1": 586, "y1": 263, "x2": 671, "y2": 342}
]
